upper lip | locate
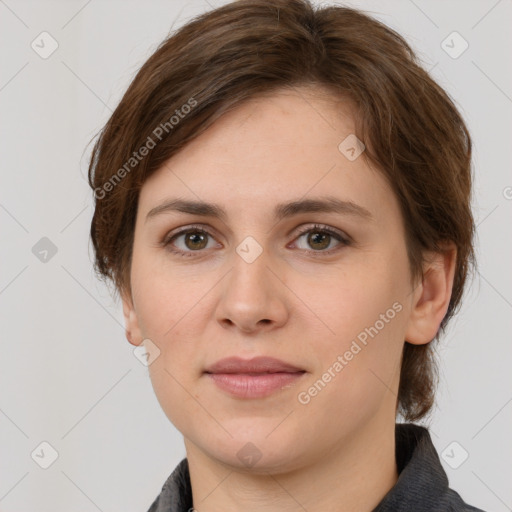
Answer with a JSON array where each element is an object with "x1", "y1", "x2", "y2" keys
[{"x1": 204, "y1": 356, "x2": 305, "y2": 374}]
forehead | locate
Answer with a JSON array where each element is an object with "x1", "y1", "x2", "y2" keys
[{"x1": 138, "y1": 86, "x2": 397, "y2": 226}]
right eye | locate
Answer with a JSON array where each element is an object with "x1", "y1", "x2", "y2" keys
[{"x1": 162, "y1": 225, "x2": 220, "y2": 257}]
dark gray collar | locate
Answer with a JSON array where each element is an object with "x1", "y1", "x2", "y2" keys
[
  {"x1": 373, "y1": 424, "x2": 484, "y2": 511},
  {"x1": 147, "y1": 423, "x2": 485, "y2": 512}
]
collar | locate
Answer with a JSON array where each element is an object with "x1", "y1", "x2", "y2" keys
[
  {"x1": 373, "y1": 424, "x2": 483, "y2": 511},
  {"x1": 147, "y1": 423, "x2": 484, "y2": 512}
]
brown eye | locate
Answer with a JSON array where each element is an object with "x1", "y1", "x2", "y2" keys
[
  {"x1": 183, "y1": 231, "x2": 208, "y2": 250},
  {"x1": 293, "y1": 224, "x2": 350, "y2": 255},
  {"x1": 306, "y1": 231, "x2": 331, "y2": 251},
  {"x1": 163, "y1": 226, "x2": 217, "y2": 257}
]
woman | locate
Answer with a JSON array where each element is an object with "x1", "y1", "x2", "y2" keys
[{"x1": 88, "y1": 0, "x2": 484, "y2": 510}]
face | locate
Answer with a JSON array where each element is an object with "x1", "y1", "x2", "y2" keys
[{"x1": 123, "y1": 86, "x2": 431, "y2": 473}]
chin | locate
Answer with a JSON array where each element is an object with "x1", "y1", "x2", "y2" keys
[{"x1": 200, "y1": 430, "x2": 308, "y2": 475}]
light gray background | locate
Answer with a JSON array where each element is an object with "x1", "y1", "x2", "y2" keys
[{"x1": 1, "y1": 0, "x2": 511, "y2": 511}]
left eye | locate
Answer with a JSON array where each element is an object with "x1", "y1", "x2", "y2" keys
[{"x1": 292, "y1": 225, "x2": 348, "y2": 253}]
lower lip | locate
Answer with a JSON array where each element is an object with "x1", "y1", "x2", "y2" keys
[{"x1": 206, "y1": 372, "x2": 305, "y2": 398}]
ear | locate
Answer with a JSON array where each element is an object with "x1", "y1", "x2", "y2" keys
[
  {"x1": 121, "y1": 290, "x2": 144, "y2": 347},
  {"x1": 405, "y1": 243, "x2": 457, "y2": 345}
]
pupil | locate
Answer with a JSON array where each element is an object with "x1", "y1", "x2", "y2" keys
[
  {"x1": 187, "y1": 232, "x2": 206, "y2": 249},
  {"x1": 309, "y1": 232, "x2": 329, "y2": 250}
]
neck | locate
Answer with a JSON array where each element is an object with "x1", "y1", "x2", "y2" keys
[{"x1": 185, "y1": 418, "x2": 398, "y2": 512}]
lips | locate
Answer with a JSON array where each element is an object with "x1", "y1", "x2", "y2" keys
[
  {"x1": 204, "y1": 356, "x2": 306, "y2": 399},
  {"x1": 204, "y1": 356, "x2": 304, "y2": 374}
]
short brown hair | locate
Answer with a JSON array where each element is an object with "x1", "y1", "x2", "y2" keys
[{"x1": 88, "y1": 0, "x2": 475, "y2": 421}]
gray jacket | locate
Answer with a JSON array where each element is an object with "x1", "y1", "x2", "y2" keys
[{"x1": 147, "y1": 423, "x2": 485, "y2": 511}]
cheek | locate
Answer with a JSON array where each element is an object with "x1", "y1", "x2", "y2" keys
[
  {"x1": 131, "y1": 244, "x2": 210, "y2": 340},
  {"x1": 316, "y1": 256, "x2": 407, "y2": 343},
  {"x1": 296, "y1": 306, "x2": 405, "y2": 433},
  {"x1": 302, "y1": 258, "x2": 408, "y2": 406},
  {"x1": 130, "y1": 248, "x2": 209, "y2": 415},
  {"x1": 146, "y1": 360, "x2": 204, "y2": 436},
  {"x1": 136, "y1": 273, "x2": 208, "y2": 431}
]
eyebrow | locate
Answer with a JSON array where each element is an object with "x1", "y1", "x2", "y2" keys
[{"x1": 145, "y1": 196, "x2": 373, "y2": 224}]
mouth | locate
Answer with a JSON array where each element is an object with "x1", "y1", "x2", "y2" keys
[{"x1": 204, "y1": 356, "x2": 306, "y2": 399}]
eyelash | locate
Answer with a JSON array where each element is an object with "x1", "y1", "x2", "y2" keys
[{"x1": 161, "y1": 223, "x2": 351, "y2": 259}]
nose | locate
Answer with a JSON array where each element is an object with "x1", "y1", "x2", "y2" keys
[{"x1": 215, "y1": 247, "x2": 289, "y2": 334}]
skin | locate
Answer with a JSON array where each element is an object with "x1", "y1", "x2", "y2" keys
[{"x1": 122, "y1": 85, "x2": 456, "y2": 512}]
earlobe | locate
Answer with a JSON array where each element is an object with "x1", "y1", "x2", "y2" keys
[
  {"x1": 121, "y1": 292, "x2": 143, "y2": 347},
  {"x1": 405, "y1": 244, "x2": 457, "y2": 346}
]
